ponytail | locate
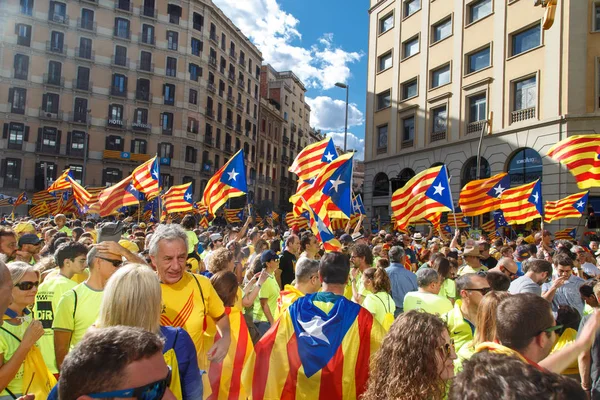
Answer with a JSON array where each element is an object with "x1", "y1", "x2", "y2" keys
[{"x1": 364, "y1": 266, "x2": 392, "y2": 294}]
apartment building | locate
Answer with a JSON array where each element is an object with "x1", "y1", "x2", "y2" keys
[
  {"x1": 260, "y1": 64, "x2": 312, "y2": 213},
  {"x1": 0, "y1": 0, "x2": 262, "y2": 204},
  {"x1": 364, "y1": 0, "x2": 600, "y2": 228}
]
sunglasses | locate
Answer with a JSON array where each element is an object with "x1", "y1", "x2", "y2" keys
[
  {"x1": 464, "y1": 287, "x2": 492, "y2": 295},
  {"x1": 88, "y1": 366, "x2": 171, "y2": 400},
  {"x1": 15, "y1": 281, "x2": 39, "y2": 291},
  {"x1": 98, "y1": 257, "x2": 124, "y2": 268},
  {"x1": 538, "y1": 324, "x2": 563, "y2": 336},
  {"x1": 439, "y1": 338, "x2": 455, "y2": 358}
]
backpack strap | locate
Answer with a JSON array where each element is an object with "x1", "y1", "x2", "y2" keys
[
  {"x1": 72, "y1": 288, "x2": 78, "y2": 319},
  {"x1": 190, "y1": 273, "x2": 206, "y2": 310},
  {"x1": 0, "y1": 326, "x2": 22, "y2": 343},
  {"x1": 373, "y1": 294, "x2": 389, "y2": 313}
]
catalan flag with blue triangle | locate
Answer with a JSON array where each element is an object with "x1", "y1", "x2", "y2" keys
[
  {"x1": 500, "y1": 179, "x2": 543, "y2": 225},
  {"x1": 242, "y1": 293, "x2": 385, "y2": 400},
  {"x1": 201, "y1": 150, "x2": 247, "y2": 215},
  {"x1": 225, "y1": 208, "x2": 245, "y2": 224},
  {"x1": 554, "y1": 227, "x2": 577, "y2": 241},
  {"x1": 13, "y1": 192, "x2": 27, "y2": 207},
  {"x1": 544, "y1": 191, "x2": 589, "y2": 223}
]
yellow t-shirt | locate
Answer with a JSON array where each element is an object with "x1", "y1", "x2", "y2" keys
[
  {"x1": 52, "y1": 283, "x2": 104, "y2": 349},
  {"x1": 403, "y1": 291, "x2": 453, "y2": 315},
  {"x1": 185, "y1": 230, "x2": 199, "y2": 254},
  {"x1": 439, "y1": 279, "x2": 456, "y2": 301},
  {"x1": 44, "y1": 267, "x2": 89, "y2": 284},
  {"x1": 252, "y1": 274, "x2": 279, "y2": 322},
  {"x1": 34, "y1": 274, "x2": 77, "y2": 374},
  {"x1": 0, "y1": 314, "x2": 35, "y2": 396},
  {"x1": 160, "y1": 272, "x2": 225, "y2": 371},
  {"x1": 362, "y1": 291, "x2": 396, "y2": 326}
]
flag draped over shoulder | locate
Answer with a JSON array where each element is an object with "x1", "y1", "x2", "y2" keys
[
  {"x1": 391, "y1": 165, "x2": 454, "y2": 230},
  {"x1": 500, "y1": 179, "x2": 543, "y2": 225},
  {"x1": 242, "y1": 294, "x2": 384, "y2": 400},
  {"x1": 554, "y1": 227, "x2": 577, "y2": 240},
  {"x1": 289, "y1": 138, "x2": 338, "y2": 182},
  {"x1": 201, "y1": 150, "x2": 247, "y2": 215},
  {"x1": 458, "y1": 173, "x2": 510, "y2": 216},
  {"x1": 547, "y1": 134, "x2": 600, "y2": 189},
  {"x1": 47, "y1": 169, "x2": 72, "y2": 192},
  {"x1": 544, "y1": 191, "x2": 588, "y2": 223},
  {"x1": 162, "y1": 183, "x2": 193, "y2": 214},
  {"x1": 132, "y1": 156, "x2": 160, "y2": 198},
  {"x1": 96, "y1": 177, "x2": 139, "y2": 217}
]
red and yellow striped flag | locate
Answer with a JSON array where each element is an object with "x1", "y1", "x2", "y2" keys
[
  {"x1": 32, "y1": 190, "x2": 56, "y2": 205},
  {"x1": 162, "y1": 183, "x2": 193, "y2": 214},
  {"x1": 446, "y1": 212, "x2": 470, "y2": 228},
  {"x1": 289, "y1": 138, "x2": 337, "y2": 182},
  {"x1": 86, "y1": 187, "x2": 105, "y2": 204},
  {"x1": 131, "y1": 156, "x2": 160, "y2": 198},
  {"x1": 70, "y1": 179, "x2": 91, "y2": 206},
  {"x1": 544, "y1": 191, "x2": 588, "y2": 223},
  {"x1": 201, "y1": 150, "x2": 247, "y2": 215},
  {"x1": 554, "y1": 227, "x2": 577, "y2": 241},
  {"x1": 13, "y1": 192, "x2": 27, "y2": 207},
  {"x1": 547, "y1": 134, "x2": 600, "y2": 189},
  {"x1": 458, "y1": 173, "x2": 510, "y2": 216},
  {"x1": 481, "y1": 219, "x2": 496, "y2": 232},
  {"x1": 285, "y1": 212, "x2": 309, "y2": 230},
  {"x1": 96, "y1": 177, "x2": 139, "y2": 217},
  {"x1": 47, "y1": 169, "x2": 72, "y2": 192},
  {"x1": 199, "y1": 215, "x2": 210, "y2": 229},
  {"x1": 29, "y1": 202, "x2": 50, "y2": 218},
  {"x1": 500, "y1": 179, "x2": 543, "y2": 225}
]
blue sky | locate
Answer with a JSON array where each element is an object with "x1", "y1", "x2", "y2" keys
[{"x1": 213, "y1": 0, "x2": 368, "y2": 159}]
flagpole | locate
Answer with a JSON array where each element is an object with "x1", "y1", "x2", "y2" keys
[{"x1": 448, "y1": 172, "x2": 459, "y2": 232}]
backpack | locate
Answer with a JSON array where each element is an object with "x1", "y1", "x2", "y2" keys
[{"x1": 374, "y1": 294, "x2": 395, "y2": 331}]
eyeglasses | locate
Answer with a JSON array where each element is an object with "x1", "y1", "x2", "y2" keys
[
  {"x1": 88, "y1": 366, "x2": 171, "y2": 400},
  {"x1": 439, "y1": 338, "x2": 455, "y2": 358},
  {"x1": 98, "y1": 257, "x2": 124, "y2": 268},
  {"x1": 464, "y1": 287, "x2": 492, "y2": 296},
  {"x1": 538, "y1": 324, "x2": 563, "y2": 336},
  {"x1": 502, "y1": 267, "x2": 518, "y2": 279},
  {"x1": 14, "y1": 281, "x2": 39, "y2": 291}
]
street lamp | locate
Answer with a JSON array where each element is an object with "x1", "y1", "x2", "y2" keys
[{"x1": 335, "y1": 82, "x2": 349, "y2": 153}]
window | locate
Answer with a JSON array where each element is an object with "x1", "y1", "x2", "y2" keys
[
  {"x1": 47, "y1": 61, "x2": 62, "y2": 85},
  {"x1": 141, "y1": 24, "x2": 155, "y2": 45},
  {"x1": 462, "y1": 156, "x2": 491, "y2": 187},
  {"x1": 73, "y1": 98, "x2": 88, "y2": 123},
  {"x1": 595, "y1": 3, "x2": 600, "y2": 32},
  {"x1": 508, "y1": 148, "x2": 543, "y2": 184},
  {"x1": 221, "y1": 33, "x2": 226, "y2": 50},
  {"x1": 514, "y1": 76, "x2": 537, "y2": 111},
  {"x1": 40, "y1": 127, "x2": 60, "y2": 153},
  {"x1": 116, "y1": 0, "x2": 131, "y2": 12},
  {"x1": 136, "y1": 78, "x2": 150, "y2": 101},
  {"x1": 49, "y1": 31, "x2": 64, "y2": 52},
  {"x1": 69, "y1": 165, "x2": 83, "y2": 184},
  {"x1": 431, "y1": 64, "x2": 450, "y2": 88},
  {"x1": 34, "y1": 162, "x2": 56, "y2": 190},
  {"x1": 189, "y1": 63, "x2": 201, "y2": 81},
  {"x1": 103, "y1": 168, "x2": 122, "y2": 186},
  {"x1": 42, "y1": 93, "x2": 60, "y2": 114},
  {"x1": 158, "y1": 142, "x2": 173, "y2": 159},
  {"x1": 432, "y1": 106, "x2": 447, "y2": 133},
  {"x1": 189, "y1": 89, "x2": 198, "y2": 105},
  {"x1": 76, "y1": 67, "x2": 90, "y2": 91},
  {"x1": 114, "y1": 18, "x2": 130, "y2": 39},
  {"x1": 108, "y1": 104, "x2": 124, "y2": 127},
  {"x1": 15, "y1": 24, "x2": 31, "y2": 47},
  {"x1": 379, "y1": 13, "x2": 394, "y2": 34},
  {"x1": 13, "y1": 54, "x2": 29, "y2": 80},
  {"x1": 79, "y1": 37, "x2": 93, "y2": 59},
  {"x1": 9, "y1": 88, "x2": 26, "y2": 114},
  {"x1": 402, "y1": 116, "x2": 415, "y2": 144},
  {"x1": 80, "y1": 9, "x2": 94, "y2": 30},
  {"x1": 401, "y1": 78, "x2": 418, "y2": 100},
  {"x1": 468, "y1": 0, "x2": 492, "y2": 24},
  {"x1": 191, "y1": 38, "x2": 203, "y2": 56},
  {"x1": 403, "y1": 36, "x2": 419, "y2": 59},
  {"x1": 193, "y1": 13, "x2": 203, "y2": 31},
  {"x1": 49, "y1": 1, "x2": 67, "y2": 23},
  {"x1": 111, "y1": 74, "x2": 127, "y2": 97},
  {"x1": 163, "y1": 84, "x2": 175, "y2": 105},
  {"x1": 432, "y1": 17, "x2": 452, "y2": 43},
  {"x1": 132, "y1": 108, "x2": 149, "y2": 130},
  {"x1": 185, "y1": 146, "x2": 197, "y2": 163},
  {"x1": 105, "y1": 135, "x2": 123, "y2": 151},
  {"x1": 467, "y1": 46, "x2": 491, "y2": 73},
  {"x1": 378, "y1": 52, "x2": 392, "y2": 72},
  {"x1": 2, "y1": 159, "x2": 21, "y2": 188},
  {"x1": 468, "y1": 93, "x2": 487, "y2": 122},
  {"x1": 114, "y1": 45, "x2": 127, "y2": 66},
  {"x1": 140, "y1": 51, "x2": 152, "y2": 71},
  {"x1": 69, "y1": 131, "x2": 85, "y2": 156},
  {"x1": 404, "y1": 0, "x2": 420, "y2": 17},
  {"x1": 188, "y1": 117, "x2": 198, "y2": 134},
  {"x1": 373, "y1": 173, "x2": 390, "y2": 197},
  {"x1": 6, "y1": 123, "x2": 25, "y2": 150},
  {"x1": 167, "y1": 4, "x2": 181, "y2": 25},
  {"x1": 377, "y1": 90, "x2": 391, "y2": 110},
  {"x1": 166, "y1": 57, "x2": 177, "y2": 77},
  {"x1": 161, "y1": 112, "x2": 173, "y2": 134},
  {"x1": 377, "y1": 125, "x2": 388, "y2": 149},
  {"x1": 511, "y1": 24, "x2": 541, "y2": 57},
  {"x1": 20, "y1": 0, "x2": 33, "y2": 15},
  {"x1": 167, "y1": 31, "x2": 178, "y2": 50},
  {"x1": 131, "y1": 139, "x2": 147, "y2": 154}
]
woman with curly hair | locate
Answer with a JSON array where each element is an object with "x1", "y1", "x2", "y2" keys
[{"x1": 362, "y1": 310, "x2": 456, "y2": 400}]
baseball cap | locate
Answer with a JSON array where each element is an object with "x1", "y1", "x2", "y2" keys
[
  {"x1": 18, "y1": 234, "x2": 42, "y2": 246},
  {"x1": 260, "y1": 249, "x2": 279, "y2": 264},
  {"x1": 516, "y1": 245, "x2": 530, "y2": 259},
  {"x1": 97, "y1": 221, "x2": 125, "y2": 243},
  {"x1": 340, "y1": 234, "x2": 353, "y2": 245},
  {"x1": 209, "y1": 233, "x2": 223, "y2": 243},
  {"x1": 582, "y1": 262, "x2": 600, "y2": 277}
]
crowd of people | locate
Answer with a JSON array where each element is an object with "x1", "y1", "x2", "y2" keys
[{"x1": 0, "y1": 212, "x2": 600, "y2": 399}]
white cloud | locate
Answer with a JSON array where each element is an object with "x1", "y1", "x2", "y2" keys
[
  {"x1": 212, "y1": 0, "x2": 363, "y2": 89},
  {"x1": 326, "y1": 132, "x2": 365, "y2": 161},
  {"x1": 306, "y1": 96, "x2": 364, "y2": 131}
]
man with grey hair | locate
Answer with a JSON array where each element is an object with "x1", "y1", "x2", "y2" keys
[
  {"x1": 403, "y1": 268, "x2": 453, "y2": 315},
  {"x1": 385, "y1": 246, "x2": 417, "y2": 316},
  {"x1": 276, "y1": 258, "x2": 321, "y2": 319},
  {"x1": 148, "y1": 224, "x2": 230, "y2": 383}
]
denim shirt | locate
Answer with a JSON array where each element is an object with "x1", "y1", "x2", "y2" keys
[
  {"x1": 541, "y1": 275, "x2": 585, "y2": 316},
  {"x1": 385, "y1": 263, "x2": 418, "y2": 316}
]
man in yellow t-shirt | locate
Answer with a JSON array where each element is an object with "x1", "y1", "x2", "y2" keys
[
  {"x1": 403, "y1": 268, "x2": 453, "y2": 315},
  {"x1": 275, "y1": 257, "x2": 321, "y2": 320},
  {"x1": 148, "y1": 224, "x2": 230, "y2": 378},
  {"x1": 252, "y1": 250, "x2": 281, "y2": 336},
  {"x1": 35, "y1": 241, "x2": 88, "y2": 375}
]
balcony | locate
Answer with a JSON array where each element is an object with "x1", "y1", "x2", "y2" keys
[
  {"x1": 239, "y1": 57, "x2": 246, "y2": 67},
  {"x1": 69, "y1": 112, "x2": 88, "y2": 125},
  {"x1": 266, "y1": 154, "x2": 272, "y2": 163},
  {"x1": 298, "y1": 128, "x2": 304, "y2": 137},
  {"x1": 238, "y1": 79, "x2": 245, "y2": 89},
  {"x1": 75, "y1": 47, "x2": 95, "y2": 61},
  {"x1": 430, "y1": 130, "x2": 446, "y2": 142},
  {"x1": 258, "y1": 175, "x2": 265, "y2": 184},
  {"x1": 162, "y1": 126, "x2": 173, "y2": 135},
  {"x1": 225, "y1": 119, "x2": 234, "y2": 130},
  {"x1": 511, "y1": 107, "x2": 536, "y2": 124},
  {"x1": 226, "y1": 94, "x2": 234, "y2": 105},
  {"x1": 201, "y1": 164, "x2": 213, "y2": 176},
  {"x1": 48, "y1": 13, "x2": 69, "y2": 26},
  {"x1": 224, "y1": 144, "x2": 233, "y2": 154},
  {"x1": 235, "y1": 124, "x2": 242, "y2": 133},
  {"x1": 77, "y1": 18, "x2": 97, "y2": 32},
  {"x1": 139, "y1": 35, "x2": 156, "y2": 47},
  {"x1": 104, "y1": 150, "x2": 151, "y2": 162},
  {"x1": 137, "y1": 62, "x2": 154, "y2": 74},
  {"x1": 209, "y1": 32, "x2": 218, "y2": 44},
  {"x1": 38, "y1": 108, "x2": 63, "y2": 121},
  {"x1": 208, "y1": 57, "x2": 217, "y2": 69},
  {"x1": 229, "y1": 49, "x2": 237, "y2": 60},
  {"x1": 236, "y1": 102, "x2": 244, "y2": 112},
  {"x1": 43, "y1": 73, "x2": 64, "y2": 88},
  {"x1": 72, "y1": 79, "x2": 92, "y2": 92},
  {"x1": 260, "y1": 151, "x2": 265, "y2": 158},
  {"x1": 204, "y1": 135, "x2": 214, "y2": 147},
  {"x1": 401, "y1": 139, "x2": 414, "y2": 149},
  {"x1": 135, "y1": 90, "x2": 152, "y2": 103},
  {"x1": 78, "y1": 0, "x2": 97, "y2": 4},
  {"x1": 290, "y1": 122, "x2": 297, "y2": 132},
  {"x1": 114, "y1": 0, "x2": 133, "y2": 13},
  {"x1": 266, "y1": 177, "x2": 272, "y2": 185},
  {"x1": 141, "y1": 6, "x2": 157, "y2": 19},
  {"x1": 132, "y1": 121, "x2": 151, "y2": 132},
  {"x1": 45, "y1": 41, "x2": 67, "y2": 56},
  {"x1": 111, "y1": 55, "x2": 129, "y2": 69},
  {"x1": 290, "y1": 142, "x2": 296, "y2": 150},
  {"x1": 206, "y1": 109, "x2": 214, "y2": 120},
  {"x1": 106, "y1": 118, "x2": 126, "y2": 129},
  {"x1": 282, "y1": 136, "x2": 289, "y2": 145},
  {"x1": 207, "y1": 83, "x2": 216, "y2": 93},
  {"x1": 466, "y1": 120, "x2": 486, "y2": 135},
  {"x1": 110, "y1": 86, "x2": 127, "y2": 98},
  {"x1": 113, "y1": 28, "x2": 131, "y2": 41},
  {"x1": 228, "y1": 72, "x2": 235, "y2": 83}
]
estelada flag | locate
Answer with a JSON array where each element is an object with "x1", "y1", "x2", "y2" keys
[
  {"x1": 242, "y1": 293, "x2": 384, "y2": 400},
  {"x1": 554, "y1": 227, "x2": 577, "y2": 240},
  {"x1": 47, "y1": 169, "x2": 72, "y2": 192},
  {"x1": 162, "y1": 182, "x2": 193, "y2": 214},
  {"x1": 131, "y1": 156, "x2": 160, "y2": 198},
  {"x1": 458, "y1": 173, "x2": 510, "y2": 216},
  {"x1": 31, "y1": 190, "x2": 56, "y2": 205},
  {"x1": 206, "y1": 307, "x2": 253, "y2": 400},
  {"x1": 96, "y1": 177, "x2": 139, "y2": 217},
  {"x1": 445, "y1": 212, "x2": 470, "y2": 229},
  {"x1": 13, "y1": 192, "x2": 27, "y2": 207},
  {"x1": 289, "y1": 138, "x2": 338, "y2": 182},
  {"x1": 481, "y1": 219, "x2": 496, "y2": 232},
  {"x1": 547, "y1": 134, "x2": 600, "y2": 189},
  {"x1": 201, "y1": 150, "x2": 247, "y2": 215},
  {"x1": 29, "y1": 202, "x2": 50, "y2": 218},
  {"x1": 544, "y1": 191, "x2": 588, "y2": 223},
  {"x1": 500, "y1": 179, "x2": 543, "y2": 225}
]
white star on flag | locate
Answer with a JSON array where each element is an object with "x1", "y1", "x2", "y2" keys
[
  {"x1": 227, "y1": 169, "x2": 239, "y2": 181},
  {"x1": 532, "y1": 192, "x2": 539, "y2": 204},
  {"x1": 433, "y1": 182, "x2": 445, "y2": 196},
  {"x1": 577, "y1": 201, "x2": 585, "y2": 209},
  {"x1": 185, "y1": 193, "x2": 192, "y2": 201},
  {"x1": 494, "y1": 184, "x2": 506, "y2": 196},
  {"x1": 329, "y1": 177, "x2": 345, "y2": 192},
  {"x1": 151, "y1": 164, "x2": 159, "y2": 179},
  {"x1": 324, "y1": 152, "x2": 334, "y2": 162}
]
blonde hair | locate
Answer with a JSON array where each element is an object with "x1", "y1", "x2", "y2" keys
[
  {"x1": 6, "y1": 261, "x2": 40, "y2": 284},
  {"x1": 97, "y1": 263, "x2": 161, "y2": 334}
]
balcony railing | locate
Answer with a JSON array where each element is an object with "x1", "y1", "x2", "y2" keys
[
  {"x1": 282, "y1": 136, "x2": 289, "y2": 145},
  {"x1": 111, "y1": 55, "x2": 129, "y2": 68},
  {"x1": 236, "y1": 102, "x2": 244, "y2": 112},
  {"x1": 104, "y1": 150, "x2": 151, "y2": 162},
  {"x1": 430, "y1": 130, "x2": 446, "y2": 142},
  {"x1": 206, "y1": 109, "x2": 214, "y2": 119},
  {"x1": 298, "y1": 128, "x2": 304, "y2": 137},
  {"x1": 229, "y1": 49, "x2": 237, "y2": 60},
  {"x1": 228, "y1": 72, "x2": 235, "y2": 82},
  {"x1": 139, "y1": 35, "x2": 156, "y2": 46},
  {"x1": 238, "y1": 79, "x2": 245, "y2": 89},
  {"x1": 106, "y1": 118, "x2": 127, "y2": 129},
  {"x1": 75, "y1": 47, "x2": 95, "y2": 61},
  {"x1": 266, "y1": 154, "x2": 272, "y2": 163},
  {"x1": 43, "y1": 73, "x2": 64, "y2": 87},
  {"x1": 224, "y1": 144, "x2": 233, "y2": 154},
  {"x1": 401, "y1": 139, "x2": 414, "y2": 149},
  {"x1": 77, "y1": 18, "x2": 97, "y2": 32},
  {"x1": 110, "y1": 87, "x2": 127, "y2": 98},
  {"x1": 208, "y1": 57, "x2": 217, "y2": 69},
  {"x1": 45, "y1": 41, "x2": 67, "y2": 56},
  {"x1": 225, "y1": 119, "x2": 234, "y2": 129},
  {"x1": 48, "y1": 13, "x2": 69, "y2": 25},
  {"x1": 466, "y1": 120, "x2": 486, "y2": 135},
  {"x1": 72, "y1": 79, "x2": 92, "y2": 92},
  {"x1": 207, "y1": 83, "x2": 216, "y2": 93},
  {"x1": 511, "y1": 107, "x2": 536, "y2": 124},
  {"x1": 39, "y1": 108, "x2": 63, "y2": 121},
  {"x1": 113, "y1": 28, "x2": 131, "y2": 40},
  {"x1": 226, "y1": 94, "x2": 234, "y2": 105},
  {"x1": 135, "y1": 90, "x2": 152, "y2": 102},
  {"x1": 290, "y1": 142, "x2": 296, "y2": 150},
  {"x1": 137, "y1": 62, "x2": 154, "y2": 73},
  {"x1": 141, "y1": 6, "x2": 157, "y2": 19},
  {"x1": 132, "y1": 121, "x2": 151, "y2": 132},
  {"x1": 69, "y1": 113, "x2": 88, "y2": 125},
  {"x1": 290, "y1": 122, "x2": 297, "y2": 132},
  {"x1": 209, "y1": 32, "x2": 218, "y2": 44},
  {"x1": 204, "y1": 135, "x2": 214, "y2": 146},
  {"x1": 114, "y1": 0, "x2": 133, "y2": 13},
  {"x1": 235, "y1": 124, "x2": 242, "y2": 133},
  {"x1": 258, "y1": 175, "x2": 265, "y2": 184},
  {"x1": 239, "y1": 57, "x2": 246, "y2": 67}
]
